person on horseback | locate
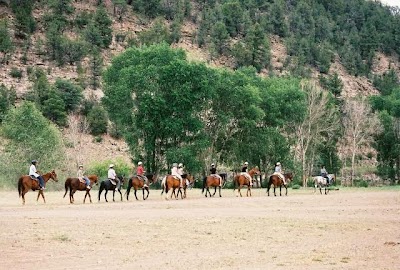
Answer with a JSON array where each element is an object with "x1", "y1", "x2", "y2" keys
[
  {"x1": 274, "y1": 162, "x2": 286, "y2": 185},
  {"x1": 177, "y1": 163, "x2": 187, "y2": 188},
  {"x1": 171, "y1": 163, "x2": 183, "y2": 187},
  {"x1": 210, "y1": 163, "x2": 222, "y2": 187},
  {"x1": 320, "y1": 165, "x2": 329, "y2": 186},
  {"x1": 108, "y1": 164, "x2": 119, "y2": 191},
  {"x1": 240, "y1": 161, "x2": 252, "y2": 186},
  {"x1": 136, "y1": 161, "x2": 148, "y2": 187},
  {"x1": 29, "y1": 160, "x2": 45, "y2": 190},
  {"x1": 77, "y1": 165, "x2": 91, "y2": 190}
]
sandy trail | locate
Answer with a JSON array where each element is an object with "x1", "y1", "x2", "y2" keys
[{"x1": 1, "y1": 188, "x2": 399, "y2": 269}]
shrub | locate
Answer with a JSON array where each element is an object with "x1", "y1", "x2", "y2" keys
[
  {"x1": 0, "y1": 84, "x2": 16, "y2": 123},
  {"x1": 87, "y1": 158, "x2": 132, "y2": 180},
  {"x1": 87, "y1": 104, "x2": 108, "y2": 135},
  {"x1": 291, "y1": 184, "x2": 301, "y2": 189},
  {"x1": 53, "y1": 78, "x2": 83, "y2": 113},
  {"x1": 356, "y1": 180, "x2": 369, "y2": 188},
  {"x1": 9, "y1": 67, "x2": 22, "y2": 79}
]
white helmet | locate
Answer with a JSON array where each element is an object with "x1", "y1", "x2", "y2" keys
[
  {"x1": 138, "y1": 161, "x2": 143, "y2": 165},
  {"x1": 109, "y1": 164, "x2": 114, "y2": 168},
  {"x1": 178, "y1": 163, "x2": 183, "y2": 167},
  {"x1": 211, "y1": 163, "x2": 215, "y2": 167},
  {"x1": 244, "y1": 162, "x2": 248, "y2": 165},
  {"x1": 277, "y1": 162, "x2": 281, "y2": 166},
  {"x1": 172, "y1": 163, "x2": 178, "y2": 167}
]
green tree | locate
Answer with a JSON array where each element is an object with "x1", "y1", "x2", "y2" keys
[
  {"x1": 94, "y1": 5, "x2": 113, "y2": 48},
  {"x1": 0, "y1": 84, "x2": 16, "y2": 123},
  {"x1": 0, "y1": 102, "x2": 65, "y2": 187},
  {"x1": 10, "y1": 0, "x2": 36, "y2": 38},
  {"x1": 0, "y1": 20, "x2": 13, "y2": 63},
  {"x1": 210, "y1": 21, "x2": 229, "y2": 55},
  {"x1": 87, "y1": 104, "x2": 108, "y2": 135},
  {"x1": 319, "y1": 72, "x2": 343, "y2": 98},
  {"x1": 53, "y1": 79, "x2": 83, "y2": 113},
  {"x1": 132, "y1": 0, "x2": 160, "y2": 18},
  {"x1": 89, "y1": 49, "x2": 103, "y2": 89},
  {"x1": 134, "y1": 18, "x2": 171, "y2": 46},
  {"x1": 62, "y1": 38, "x2": 87, "y2": 65},
  {"x1": 83, "y1": 21, "x2": 103, "y2": 48},
  {"x1": 221, "y1": 0, "x2": 243, "y2": 37},
  {"x1": 42, "y1": 88, "x2": 67, "y2": 126}
]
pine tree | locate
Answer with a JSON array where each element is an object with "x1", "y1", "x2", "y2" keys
[
  {"x1": 89, "y1": 49, "x2": 103, "y2": 89},
  {"x1": 42, "y1": 88, "x2": 67, "y2": 126},
  {"x1": 94, "y1": 5, "x2": 113, "y2": 48},
  {"x1": 0, "y1": 20, "x2": 13, "y2": 63}
]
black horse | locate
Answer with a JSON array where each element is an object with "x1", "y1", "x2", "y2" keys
[{"x1": 98, "y1": 175, "x2": 125, "y2": 202}]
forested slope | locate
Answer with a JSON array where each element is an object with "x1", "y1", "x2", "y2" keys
[{"x1": 0, "y1": 0, "x2": 400, "y2": 187}]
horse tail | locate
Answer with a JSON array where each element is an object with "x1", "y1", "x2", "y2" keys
[
  {"x1": 160, "y1": 176, "x2": 166, "y2": 195},
  {"x1": 18, "y1": 176, "x2": 23, "y2": 197},
  {"x1": 98, "y1": 181, "x2": 105, "y2": 201},
  {"x1": 233, "y1": 175, "x2": 237, "y2": 191},
  {"x1": 63, "y1": 178, "x2": 71, "y2": 198},
  {"x1": 202, "y1": 176, "x2": 207, "y2": 193},
  {"x1": 126, "y1": 178, "x2": 132, "y2": 198}
]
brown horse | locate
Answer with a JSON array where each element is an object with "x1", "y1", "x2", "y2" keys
[
  {"x1": 63, "y1": 175, "x2": 99, "y2": 204},
  {"x1": 125, "y1": 174, "x2": 158, "y2": 201},
  {"x1": 161, "y1": 174, "x2": 194, "y2": 200},
  {"x1": 233, "y1": 167, "x2": 261, "y2": 197},
  {"x1": 17, "y1": 170, "x2": 58, "y2": 205},
  {"x1": 202, "y1": 173, "x2": 226, "y2": 198},
  {"x1": 267, "y1": 172, "x2": 294, "y2": 196}
]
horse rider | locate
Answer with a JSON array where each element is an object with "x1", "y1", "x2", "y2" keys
[
  {"x1": 171, "y1": 163, "x2": 183, "y2": 187},
  {"x1": 320, "y1": 165, "x2": 329, "y2": 185},
  {"x1": 108, "y1": 164, "x2": 119, "y2": 191},
  {"x1": 77, "y1": 165, "x2": 91, "y2": 190},
  {"x1": 210, "y1": 163, "x2": 223, "y2": 187},
  {"x1": 177, "y1": 163, "x2": 188, "y2": 187},
  {"x1": 29, "y1": 160, "x2": 45, "y2": 190},
  {"x1": 273, "y1": 162, "x2": 286, "y2": 185},
  {"x1": 240, "y1": 161, "x2": 252, "y2": 186},
  {"x1": 136, "y1": 161, "x2": 148, "y2": 187}
]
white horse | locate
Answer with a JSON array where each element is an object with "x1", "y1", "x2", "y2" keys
[{"x1": 313, "y1": 174, "x2": 334, "y2": 195}]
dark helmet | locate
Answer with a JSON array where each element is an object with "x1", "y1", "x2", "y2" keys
[{"x1": 31, "y1": 160, "x2": 37, "y2": 164}]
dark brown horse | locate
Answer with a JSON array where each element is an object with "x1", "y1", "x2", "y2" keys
[
  {"x1": 17, "y1": 170, "x2": 58, "y2": 205},
  {"x1": 125, "y1": 174, "x2": 158, "y2": 201},
  {"x1": 63, "y1": 175, "x2": 99, "y2": 204},
  {"x1": 161, "y1": 174, "x2": 194, "y2": 200},
  {"x1": 233, "y1": 167, "x2": 261, "y2": 197},
  {"x1": 202, "y1": 173, "x2": 226, "y2": 198},
  {"x1": 267, "y1": 172, "x2": 294, "y2": 196}
]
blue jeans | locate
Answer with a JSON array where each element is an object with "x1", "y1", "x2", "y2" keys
[
  {"x1": 84, "y1": 177, "x2": 90, "y2": 186},
  {"x1": 37, "y1": 175, "x2": 45, "y2": 188}
]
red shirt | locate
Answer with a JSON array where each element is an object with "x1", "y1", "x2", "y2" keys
[{"x1": 137, "y1": 165, "x2": 144, "y2": 175}]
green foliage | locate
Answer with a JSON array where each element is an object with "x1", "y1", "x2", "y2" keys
[
  {"x1": 62, "y1": 38, "x2": 87, "y2": 65},
  {"x1": 132, "y1": 0, "x2": 160, "y2": 18},
  {"x1": 133, "y1": 18, "x2": 171, "y2": 46},
  {"x1": 0, "y1": 20, "x2": 13, "y2": 63},
  {"x1": 319, "y1": 73, "x2": 343, "y2": 98},
  {"x1": 356, "y1": 179, "x2": 369, "y2": 188},
  {"x1": 87, "y1": 158, "x2": 132, "y2": 179},
  {"x1": 373, "y1": 69, "x2": 399, "y2": 96},
  {"x1": 83, "y1": 21, "x2": 103, "y2": 48},
  {"x1": 210, "y1": 21, "x2": 229, "y2": 55},
  {"x1": 221, "y1": 0, "x2": 244, "y2": 37},
  {"x1": 9, "y1": 67, "x2": 22, "y2": 79},
  {"x1": 74, "y1": 10, "x2": 92, "y2": 29},
  {"x1": 89, "y1": 49, "x2": 103, "y2": 89},
  {"x1": 53, "y1": 79, "x2": 83, "y2": 113},
  {"x1": 41, "y1": 87, "x2": 67, "y2": 126},
  {"x1": 0, "y1": 102, "x2": 65, "y2": 188},
  {"x1": 291, "y1": 184, "x2": 301, "y2": 190},
  {"x1": 0, "y1": 84, "x2": 16, "y2": 123},
  {"x1": 10, "y1": 0, "x2": 36, "y2": 38},
  {"x1": 94, "y1": 5, "x2": 113, "y2": 48},
  {"x1": 87, "y1": 104, "x2": 108, "y2": 135}
]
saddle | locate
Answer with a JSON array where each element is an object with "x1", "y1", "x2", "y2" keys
[
  {"x1": 29, "y1": 175, "x2": 38, "y2": 181},
  {"x1": 78, "y1": 177, "x2": 85, "y2": 183},
  {"x1": 109, "y1": 179, "x2": 116, "y2": 185}
]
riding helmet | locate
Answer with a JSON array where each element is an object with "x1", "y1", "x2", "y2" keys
[
  {"x1": 109, "y1": 164, "x2": 114, "y2": 168},
  {"x1": 138, "y1": 161, "x2": 143, "y2": 165},
  {"x1": 244, "y1": 162, "x2": 248, "y2": 165},
  {"x1": 178, "y1": 163, "x2": 183, "y2": 168},
  {"x1": 31, "y1": 160, "x2": 37, "y2": 164}
]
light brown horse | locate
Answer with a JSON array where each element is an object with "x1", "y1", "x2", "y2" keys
[
  {"x1": 267, "y1": 172, "x2": 294, "y2": 196},
  {"x1": 18, "y1": 170, "x2": 58, "y2": 205},
  {"x1": 202, "y1": 173, "x2": 226, "y2": 198},
  {"x1": 233, "y1": 167, "x2": 261, "y2": 197},
  {"x1": 63, "y1": 175, "x2": 99, "y2": 204},
  {"x1": 161, "y1": 174, "x2": 194, "y2": 200},
  {"x1": 125, "y1": 174, "x2": 158, "y2": 201}
]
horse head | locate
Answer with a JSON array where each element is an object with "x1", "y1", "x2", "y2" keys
[
  {"x1": 50, "y1": 170, "x2": 58, "y2": 182},
  {"x1": 89, "y1": 175, "x2": 99, "y2": 185},
  {"x1": 117, "y1": 175, "x2": 125, "y2": 184},
  {"x1": 186, "y1": 174, "x2": 195, "y2": 184},
  {"x1": 249, "y1": 166, "x2": 261, "y2": 176},
  {"x1": 146, "y1": 174, "x2": 158, "y2": 184},
  {"x1": 285, "y1": 172, "x2": 294, "y2": 182}
]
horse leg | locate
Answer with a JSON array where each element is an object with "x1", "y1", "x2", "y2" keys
[
  {"x1": 274, "y1": 186, "x2": 277, "y2": 196},
  {"x1": 83, "y1": 190, "x2": 88, "y2": 203},
  {"x1": 37, "y1": 190, "x2": 41, "y2": 201},
  {"x1": 279, "y1": 186, "x2": 282, "y2": 196},
  {"x1": 41, "y1": 191, "x2": 46, "y2": 203},
  {"x1": 212, "y1": 187, "x2": 217, "y2": 197},
  {"x1": 105, "y1": 190, "x2": 109, "y2": 202},
  {"x1": 267, "y1": 184, "x2": 270, "y2": 196},
  {"x1": 118, "y1": 189, "x2": 123, "y2": 201},
  {"x1": 144, "y1": 188, "x2": 149, "y2": 200},
  {"x1": 285, "y1": 186, "x2": 288, "y2": 196},
  {"x1": 22, "y1": 188, "x2": 27, "y2": 205},
  {"x1": 219, "y1": 186, "x2": 221, "y2": 197},
  {"x1": 319, "y1": 186, "x2": 322, "y2": 195},
  {"x1": 134, "y1": 189, "x2": 139, "y2": 200},
  {"x1": 238, "y1": 185, "x2": 242, "y2": 197},
  {"x1": 71, "y1": 190, "x2": 77, "y2": 203}
]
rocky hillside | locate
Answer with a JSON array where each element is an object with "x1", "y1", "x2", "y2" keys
[{"x1": 1, "y1": 0, "x2": 400, "y2": 174}]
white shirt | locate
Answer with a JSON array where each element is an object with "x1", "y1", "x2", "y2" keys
[
  {"x1": 177, "y1": 167, "x2": 184, "y2": 175},
  {"x1": 29, "y1": 164, "x2": 39, "y2": 177},
  {"x1": 108, "y1": 168, "x2": 116, "y2": 179},
  {"x1": 171, "y1": 167, "x2": 179, "y2": 176}
]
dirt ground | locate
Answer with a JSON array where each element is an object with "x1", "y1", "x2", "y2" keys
[{"x1": 0, "y1": 187, "x2": 399, "y2": 270}]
